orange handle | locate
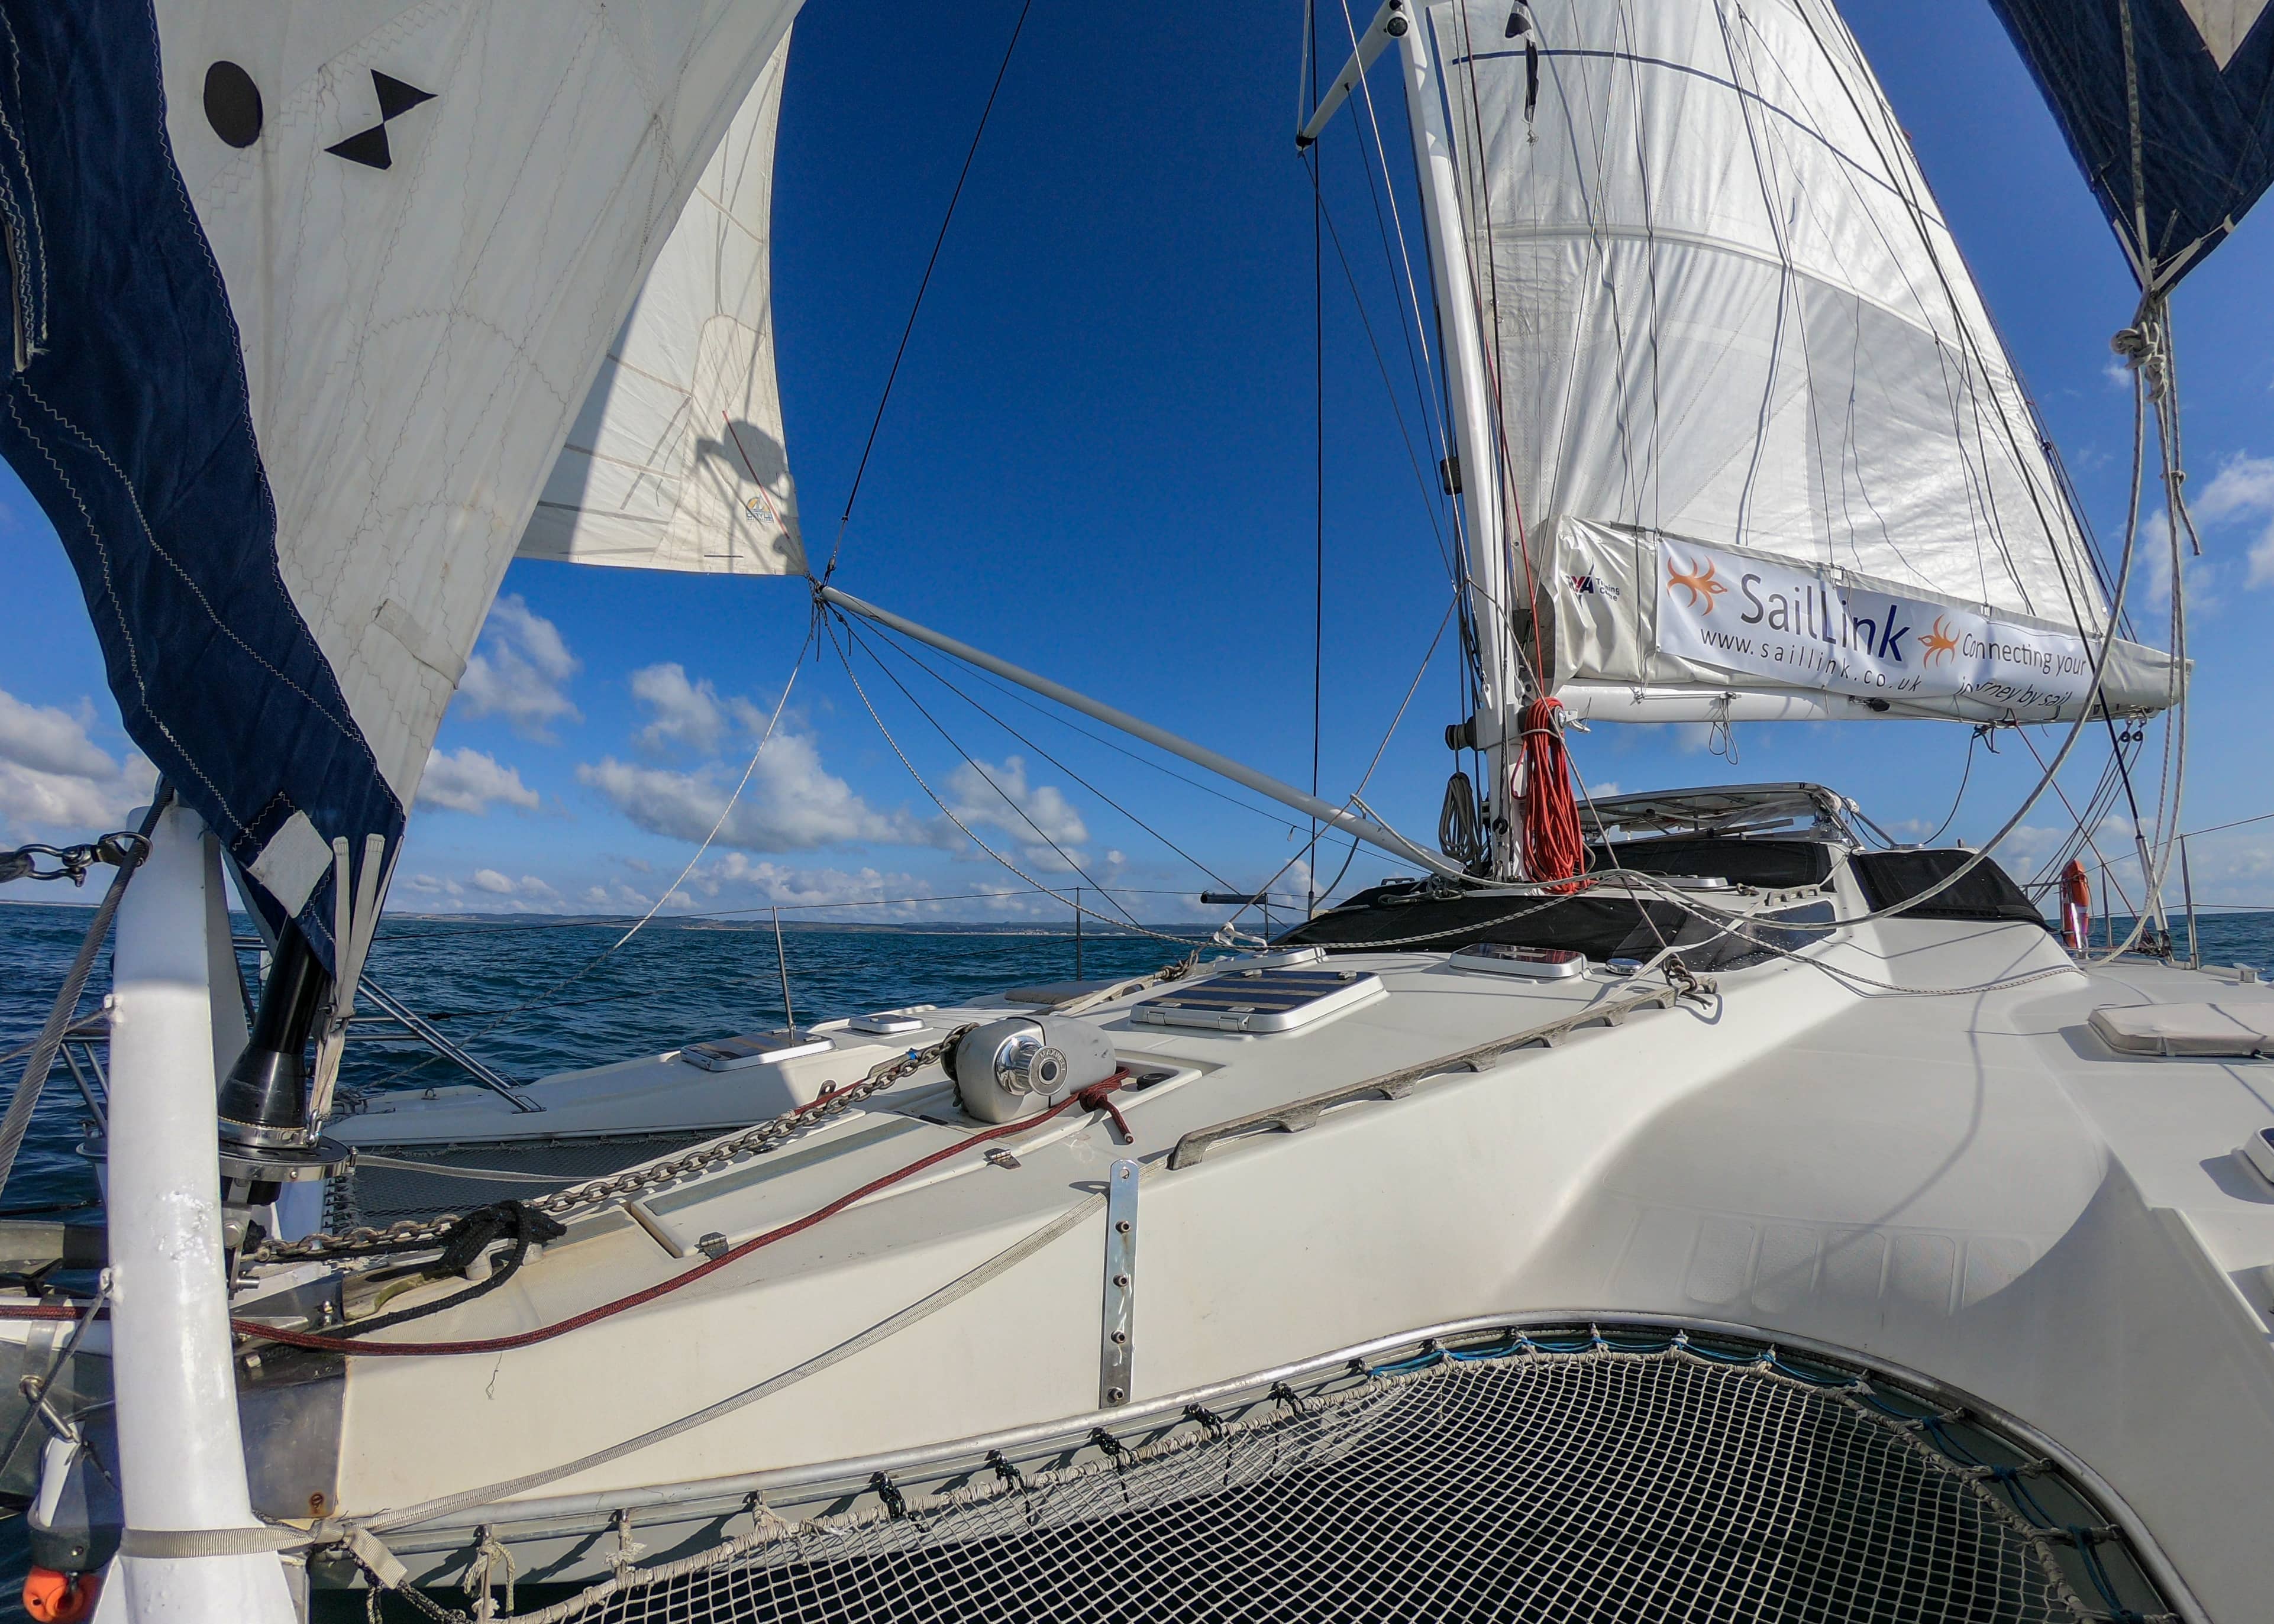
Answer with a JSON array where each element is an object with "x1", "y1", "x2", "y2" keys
[{"x1": 22, "y1": 1567, "x2": 99, "y2": 1624}]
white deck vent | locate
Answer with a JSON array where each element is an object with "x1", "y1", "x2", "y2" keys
[{"x1": 1130, "y1": 968, "x2": 1383, "y2": 1034}]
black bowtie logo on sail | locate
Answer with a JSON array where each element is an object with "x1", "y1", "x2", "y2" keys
[{"x1": 326, "y1": 71, "x2": 437, "y2": 170}]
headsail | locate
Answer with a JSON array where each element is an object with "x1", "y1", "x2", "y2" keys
[
  {"x1": 1422, "y1": 0, "x2": 2179, "y2": 724},
  {"x1": 0, "y1": 0, "x2": 799, "y2": 967},
  {"x1": 1988, "y1": 0, "x2": 2274, "y2": 289},
  {"x1": 518, "y1": 33, "x2": 806, "y2": 576}
]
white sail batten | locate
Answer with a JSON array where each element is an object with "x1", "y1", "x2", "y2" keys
[
  {"x1": 519, "y1": 33, "x2": 806, "y2": 577},
  {"x1": 1424, "y1": 0, "x2": 2179, "y2": 721}
]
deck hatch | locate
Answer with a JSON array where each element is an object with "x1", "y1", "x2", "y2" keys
[{"x1": 1129, "y1": 968, "x2": 1384, "y2": 1033}]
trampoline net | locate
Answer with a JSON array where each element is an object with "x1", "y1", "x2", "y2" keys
[{"x1": 472, "y1": 1332, "x2": 2168, "y2": 1624}]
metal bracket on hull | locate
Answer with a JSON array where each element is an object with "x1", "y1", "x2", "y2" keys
[{"x1": 1099, "y1": 1160, "x2": 1139, "y2": 1407}]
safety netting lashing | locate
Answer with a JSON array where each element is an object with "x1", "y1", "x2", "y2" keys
[{"x1": 402, "y1": 1328, "x2": 2173, "y2": 1624}]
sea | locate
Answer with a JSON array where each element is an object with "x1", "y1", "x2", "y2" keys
[{"x1": 1, "y1": 897, "x2": 2271, "y2": 1614}]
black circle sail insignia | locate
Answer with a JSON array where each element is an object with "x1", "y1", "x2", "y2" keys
[{"x1": 204, "y1": 62, "x2": 263, "y2": 149}]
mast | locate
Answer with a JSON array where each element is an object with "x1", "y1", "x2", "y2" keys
[{"x1": 1395, "y1": 13, "x2": 1523, "y2": 878}]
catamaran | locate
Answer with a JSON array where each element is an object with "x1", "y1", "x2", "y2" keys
[{"x1": 0, "y1": 0, "x2": 2267, "y2": 1620}]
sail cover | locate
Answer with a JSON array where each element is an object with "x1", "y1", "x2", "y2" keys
[
  {"x1": 1426, "y1": 0, "x2": 2179, "y2": 724},
  {"x1": 518, "y1": 34, "x2": 805, "y2": 575},
  {"x1": 1988, "y1": 0, "x2": 2274, "y2": 288},
  {"x1": 0, "y1": 0, "x2": 798, "y2": 965}
]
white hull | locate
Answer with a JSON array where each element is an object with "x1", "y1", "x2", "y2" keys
[{"x1": 13, "y1": 832, "x2": 2268, "y2": 1618}]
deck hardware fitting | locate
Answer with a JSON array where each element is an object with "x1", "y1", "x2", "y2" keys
[
  {"x1": 1100, "y1": 1159, "x2": 1139, "y2": 1406},
  {"x1": 869, "y1": 1473, "x2": 907, "y2": 1520}
]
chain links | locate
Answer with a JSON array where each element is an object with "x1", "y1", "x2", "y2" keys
[
  {"x1": 0, "y1": 831, "x2": 148, "y2": 887},
  {"x1": 251, "y1": 1027, "x2": 977, "y2": 1263}
]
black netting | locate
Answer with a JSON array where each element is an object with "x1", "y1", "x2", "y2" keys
[{"x1": 493, "y1": 1345, "x2": 2132, "y2": 1624}]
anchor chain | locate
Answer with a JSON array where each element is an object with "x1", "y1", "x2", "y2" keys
[{"x1": 250, "y1": 1028, "x2": 974, "y2": 1263}]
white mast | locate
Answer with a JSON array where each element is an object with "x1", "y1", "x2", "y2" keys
[
  {"x1": 104, "y1": 803, "x2": 296, "y2": 1623},
  {"x1": 1396, "y1": 12, "x2": 1524, "y2": 878}
]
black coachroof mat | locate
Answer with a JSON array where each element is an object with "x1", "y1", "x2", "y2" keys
[{"x1": 1847, "y1": 850, "x2": 2046, "y2": 926}]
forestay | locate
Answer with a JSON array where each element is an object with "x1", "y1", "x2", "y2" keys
[
  {"x1": 0, "y1": 0, "x2": 799, "y2": 967},
  {"x1": 1425, "y1": 0, "x2": 2179, "y2": 723},
  {"x1": 1988, "y1": 0, "x2": 2274, "y2": 290},
  {"x1": 518, "y1": 34, "x2": 806, "y2": 577}
]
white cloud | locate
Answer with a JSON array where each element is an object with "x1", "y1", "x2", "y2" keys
[
  {"x1": 0, "y1": 691, "x2": 115, "y2": 779},
  {"x1": 628, "y1": 663, "x2": 764, "y2": 754},
  {"x1": 690, "y1": 853, "x2": 957, "y2": 913},
  {"x1": 0, "y1": 690, "x2": 155, "y2": 836},
  {"x1": 947, "y1": 755, "x2": 1090, "y2": 869},
  {"x1": 417, "y1": 746, "x2": 540, "y2": 815},
  {"x1": 577, "y1": 730, "x2": 945, "y2": 853},
  {"x1": 456, "y1": 594, "x2": 582, "y2": 739},
  {"x1": 469, "y1": 869, "x2": 563, "y2": 907},
  {"x1": 2184, "y1": 454, "x2": 2274, "y2": 588},
  {"x1": 401, "y1": 869, "x2": 569, "y2": 914}
]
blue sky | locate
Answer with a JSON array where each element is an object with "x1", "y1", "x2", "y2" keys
[{"x1": 2, "y1": 0, "x2": 2271, "y2": 924}]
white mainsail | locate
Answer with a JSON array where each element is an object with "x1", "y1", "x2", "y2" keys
[
  {"x1": 1423, "y1": 0, "x2": 2178, "y2": 722},
  {"x1": 518, "y1": 33, "x2": 806, "y2": 576}
]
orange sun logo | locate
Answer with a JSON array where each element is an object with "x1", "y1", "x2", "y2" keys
[
  {"x1": 1920, "y1": 616, "x2": 1960, "y2": 667},
  {"x1": 1666, "y1": 555, "x2": 1728, "y2": 614}
]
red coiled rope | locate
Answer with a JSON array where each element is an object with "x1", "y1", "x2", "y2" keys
[{"x1": 1517, "y1": 696, "x2": 1588, "y2": 892}]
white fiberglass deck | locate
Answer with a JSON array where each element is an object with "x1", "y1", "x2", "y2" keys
[{"x1": 208, "y1": 876, "x2": 2274, "y2": 1618}]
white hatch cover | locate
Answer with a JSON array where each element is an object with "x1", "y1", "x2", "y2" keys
[
  {"x1": 1130, "y1": 968, "x2": 1383, "y2": 1034},
  {"x1": 683, "y1": 1028, "x2": 835, "y2": 1070},
  {"x1": 1449, "y1": 943, "x2": 1590, "y2": 980},
  {"x1": 2089, "y1": 1002, "x2": 2274, "y2": 1058}
]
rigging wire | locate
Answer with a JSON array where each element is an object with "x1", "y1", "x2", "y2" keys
[
  {"x1": 1321, "y1": 0, "x2": 1485, "y2": 750},
  {"x1": 1311, "y1": 0, "x2": 1326, "y2": 917},
  {"x1": 947, "y1": 660, "x2": 1308, "y2": 837},
  {"x1": 822, "y1": 613, "x2": 1203, "y2": 947},
  {"x1": 1314, "y1": 184, "x2": 1458, "y2": 575},
  {"x1": 832, "y1": 614, "x2": 1146, "y2": 930},
  {"x1": 824, "y1": 0, "x2": 1035, "y2": 580},
  {"x1": 355, "y1": 624, "x2": 815, "y2": 1089},
  {"x1": 1918, "y1": 727, "x2": 1986, "y2": 848},
  {"x1": 849, "y1": 616, "x2": 1242, "y2": 894}
]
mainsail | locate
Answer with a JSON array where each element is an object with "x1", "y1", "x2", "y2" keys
[
  {"x1": 1988, "y1": 0, "x2": 2274, "y2": 289},
  {"x1": 519, "y1": 34, "x2": 806, "y2": 575},
  {"x1": 0, "y1": 0, "x2": 800, "y2": 967},
  {"x1": 1422, "y1": 0, "x2": 2179, "y2": 724}
]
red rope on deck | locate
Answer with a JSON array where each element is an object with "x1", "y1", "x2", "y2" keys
[
  {"x1": 231, "y1": 1072, "x2": 1135, "y2": 1358},
  {"x1": 1517, "y1": 697, "x2": 1588, "y2": 892}
]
